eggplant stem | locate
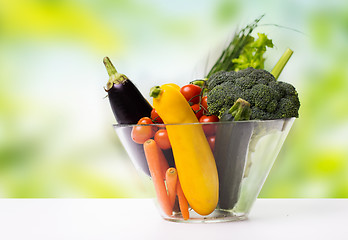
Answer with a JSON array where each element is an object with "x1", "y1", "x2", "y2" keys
[
  {"x1": 103, "y1": 56, "x2": 128, "y2": 91},
  {"x1": 103, "y1": 57, "x2": 117, "y2": 76}
]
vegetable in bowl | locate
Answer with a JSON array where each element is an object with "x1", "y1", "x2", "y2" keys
[
  {"x1": 104, "y1": 15, "x2": 301, "y2": 221},
  {"x1": 206, "y1": 66, "x2": 300, "y2": 120}
]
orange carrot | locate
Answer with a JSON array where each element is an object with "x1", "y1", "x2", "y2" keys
[
  {"x1": 143, "y1": 139, "x2": 172, "y2": 216},
  {"x1": 165, "y1": 167, "x2": 178, "y2": 210},
  {"x1": 176, "y1": 180, "x2": 189, "y2": 220},
  {"x1": 159, "y1": 152, "x2": 169, "y2": 180}
]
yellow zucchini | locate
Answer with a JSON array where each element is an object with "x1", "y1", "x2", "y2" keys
[{"x1": 150, "y1": 84, "x2": 219, "y2": 215}]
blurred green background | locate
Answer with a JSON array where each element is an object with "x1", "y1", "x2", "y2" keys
[{"x1": 0, "y1": 0, "x2": 347, "y2": 198}]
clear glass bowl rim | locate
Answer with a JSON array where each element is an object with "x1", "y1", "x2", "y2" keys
[{"x1": 113, "y1": 117, "x2": 296, "y2": 128}]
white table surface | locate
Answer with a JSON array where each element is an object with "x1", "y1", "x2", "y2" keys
[{"x1": 0, "y1": 198, "x2": 347, "y2": 240}]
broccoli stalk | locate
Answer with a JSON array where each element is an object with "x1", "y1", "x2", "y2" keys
[
  {"x1": 220, "y1": 98, "x2": 251, "y2": 121},
  {"x1": 229, "y1": 98, "x2": 252, "y2": 121},
  {"x1": 271, "y1": 48, "x2": 293, "y2": 80}
]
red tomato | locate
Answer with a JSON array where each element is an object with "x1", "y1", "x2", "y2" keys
[
  {"x1": 138, "y1": 117, "x2": 153, "y2": 124},
  {"x1": 150, "y1": 109, "x2": 163, "y2": 123},
  {"x1": 199, "y1": 115, "x2": 219, "y2": 136},
  {"x1": 154, "y1": 129, "x2": 171, "y2": 150},
  {"x1": 207, "y1": 135, "x2": 216, "y2": 151},
  {"x1": 180, "y1": 84, "x2": 202, "y2": 104},
  {"x1": 131, "y1": 117, "x2": 155, "y2": 144},
  {"x1": 201, "y1": 96, "x2": 208, "y2": 114},
  {"x1": 191, "y1": 104, "x2": 203, "y2": 120}
]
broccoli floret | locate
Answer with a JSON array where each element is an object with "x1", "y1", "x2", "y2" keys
[
  {"x1": 245, "y1": 67, "x2": 276, "y2": 85},
  {"x1": 206, "y1": 67, "x2": 300, "y2": 120},
  {"x1": 233, "y1": 68, "x2": 276, "y2": 91},
  {"x1": 207, "y1": 81, "x2": 242, "y2": 116},
  {"x1": 234, "y1": 67, "x2": 255, "y2": 78},
  {"x1": 250, "y1": 106, "x2": 274, "y2": 120},
  {"x1": 249, "y1": 83, "x2": 280, "y2": 110},
  {"x1": 238, "y1": 88, "x2": 253, "y2": 105},
  {"x1": 266, "y1": 99, "x2": 278, "y2": 113},
  {"x1": 274, "y1": 96, "x2": 300, "y2": 119},
  {"x1": 277, "y1": 81, "x2": 298, "y2": 96},
  {"x1": 207, "y1": 71, "x2": 238, "y2": 91}
]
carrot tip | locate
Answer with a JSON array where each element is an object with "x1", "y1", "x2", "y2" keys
[
  {"x1": 166, "y1": 167, "x2": 176, "y2": 175},
  {"x1": 145, "y1": 139, "x2": 154, "y2": 144}
]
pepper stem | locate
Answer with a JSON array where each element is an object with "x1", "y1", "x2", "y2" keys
[
  {"x1": 271, "y1": 48, "x2": 293, "y2": 80},
  {"x1": 229, "y1": 98, "x2": 251, "y2": 121},
  {"x1": 150, "y1": 86, "x2": 162, "y2": 98},
  {"x1": 103, "y1": 56, "x2": 128, "y2": 91}
]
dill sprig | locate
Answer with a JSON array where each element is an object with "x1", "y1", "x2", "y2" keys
[{"x1": 206, "y1": 15, "x2": 264, "y2": 78}]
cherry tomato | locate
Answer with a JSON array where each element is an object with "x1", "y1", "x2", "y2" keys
[
  {"x1": 131, "y1": 117, "x2": 155, "y2": 144},
  {"x1": 151, "y1": 108, "x2": 163, "y2": 123},
  {"x1": 154, "y1": 129, "x2": 171, "y2": 150},
  {"x1": 138, "y1": 117, "x2": 153, "y2": 124},
  {"x1": 207, "y1": 135, "x2": 216, "y2": 151},
  {"x1": 180, "y1": 84, "x2": 202, "y2": 104},
  {"x1": 201, "y1": 96, "x2": 208, "y2": 114},
  {"x1": 191, "y1": 104, "x2": 203, "y2": 120},
  {"x1": 199, "y1": 115, "x2": 219, "y2": 136}
]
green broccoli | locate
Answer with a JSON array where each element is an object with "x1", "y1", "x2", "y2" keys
[{"x1": 207, "y1": 67, "x2": 300, "y2": 120}]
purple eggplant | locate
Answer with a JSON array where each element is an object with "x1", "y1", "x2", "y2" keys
[
  {"x1": 103, "y1": 57, "x2": 152, "y2": 124},
  {"x1": 104, "y1": 57, "x2": 152, "y2": 176}
]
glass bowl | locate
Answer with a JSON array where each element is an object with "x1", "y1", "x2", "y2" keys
[{"x1": 114, "y1": 118, "x2": 295, "y2": 223}]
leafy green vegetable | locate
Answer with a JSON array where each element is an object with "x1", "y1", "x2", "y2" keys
[
  {"x1": 206, "y1": 15, "x2": 264, "y2": 78},
  {"x1": 232, "y1": 33, "x2": 274, "y2": 71}
]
